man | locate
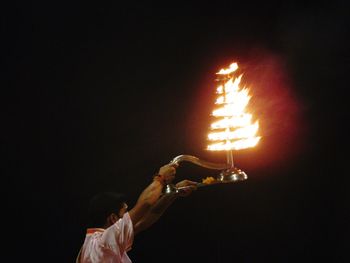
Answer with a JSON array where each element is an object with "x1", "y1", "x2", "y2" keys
[{"x1": 77, "y1": 163, "x2": 197, "y2": 263}]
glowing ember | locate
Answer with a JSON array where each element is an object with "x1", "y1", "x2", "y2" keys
[{"x1": 208, "y1": 62, "x2": 261, "y2": 151}]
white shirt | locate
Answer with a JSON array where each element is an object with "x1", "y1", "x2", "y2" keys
[{"x1": 79, "y1": 212, "x2": 134, "y2": 263}]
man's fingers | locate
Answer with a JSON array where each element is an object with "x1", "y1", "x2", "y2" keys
[
  {"x1": 177, "y1": 185, "x2": 197, "y2": 196},
  {"x1": 176, "y1": 180, "x2": 197, "y2": 188}
]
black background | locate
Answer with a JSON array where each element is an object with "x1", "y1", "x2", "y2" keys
[{"x1": 3, "y1": 1, "x2": 349, "y2": 262}]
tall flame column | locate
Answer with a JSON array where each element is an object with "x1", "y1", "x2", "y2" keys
[
  {"x1": 164, "y1": 62, "x2": 260, "y2": 194},
  {"x1": 207, "y1": 62, "x2": 260, "y2": 181}
]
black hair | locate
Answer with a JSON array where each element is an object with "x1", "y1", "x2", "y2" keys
[{"x1": 87, "y1": 192, "x2": 127, "y2": 228}]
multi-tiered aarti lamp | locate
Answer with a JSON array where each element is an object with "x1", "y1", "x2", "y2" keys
[{"x1": 165, "y1": 62, "x2": 261, "y2": 194}]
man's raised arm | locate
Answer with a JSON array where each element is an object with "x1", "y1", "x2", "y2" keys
[
  {"x1": 128, "y1": 164, "x2": 177, "y2": 228},
  {"x1": 133, "y1": 180, "x2": 197, "y2": 234}
]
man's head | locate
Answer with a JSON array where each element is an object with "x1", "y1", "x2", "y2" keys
[{"x1": 87, "y1": 192, "x2": 128, "y2": 228}]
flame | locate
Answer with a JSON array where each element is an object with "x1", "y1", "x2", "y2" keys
[
  {"x1": 216, "y1": 62, "x2": 238, "y2": 75},
  {"x1": 208, "y1": 63, "x2": 260, "y2": 151}
]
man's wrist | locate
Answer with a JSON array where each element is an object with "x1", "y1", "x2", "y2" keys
[{"x1": 153, "y1": 174, "x2": 166, "y2": 186}]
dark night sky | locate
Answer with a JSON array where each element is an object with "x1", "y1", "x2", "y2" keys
[{"x1": 3, "y1": 1, "x2": 349, "y2": 262}]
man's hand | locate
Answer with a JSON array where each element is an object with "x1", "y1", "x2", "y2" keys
[
  {"x1": 157, "y1": 163, "x2": 178, "y2": 184},
  {"x1": 175, "y1": 180, "x2": 198, "y2": 197}
]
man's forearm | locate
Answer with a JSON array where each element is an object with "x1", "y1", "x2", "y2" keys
[
  {"x1": 130, "y1": 163, "x2": 178, "y2": 233},
  {"x1": 134, "y1": 193, "x2": 178, "y2": 234},
  {"x1": 129, "y1": 180, "x2": 163, "y2": 226}
]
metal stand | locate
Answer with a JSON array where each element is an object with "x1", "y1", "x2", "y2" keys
[{"x1": 163, "y1": 154, "x2": 247, "y2": 194}]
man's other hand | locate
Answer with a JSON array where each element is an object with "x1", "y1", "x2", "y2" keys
[{"x1": 176, "y1": 180, "x2": 197, "y2": 197}]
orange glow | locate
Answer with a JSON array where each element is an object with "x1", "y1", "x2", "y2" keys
[{"x1": 208, "y1": 62, "x2": 261, "y2": 151}]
